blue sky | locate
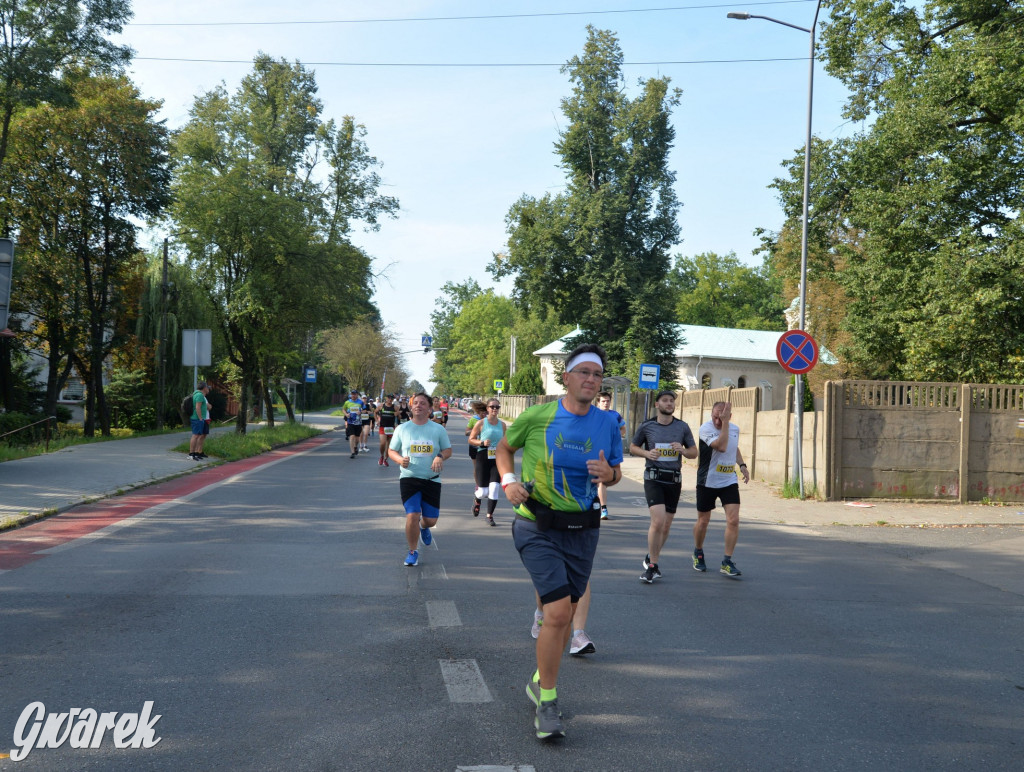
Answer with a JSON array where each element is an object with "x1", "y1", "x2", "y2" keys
[{"x1": 118, "y1": 0, "x2": 858, "y2": 391}]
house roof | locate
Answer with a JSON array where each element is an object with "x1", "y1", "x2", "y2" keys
[
  {"x1": 533, "y1": 324, "x2": 834, "y2": 364},
  {"x1": 674, "y1": 324, "x2": 782, "y2": 362}
]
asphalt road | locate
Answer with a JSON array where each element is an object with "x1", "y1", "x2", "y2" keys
[{"x1": 0, "y1": 415, "x2": 1021, "y2": 771}]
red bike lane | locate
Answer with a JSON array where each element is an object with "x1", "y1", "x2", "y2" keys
[{"x1": 0, "y1": 434, "x2": 337, "y2": 572}]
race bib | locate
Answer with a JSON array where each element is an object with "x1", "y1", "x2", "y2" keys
[
  {"x1": 360, "y1": 412, "x2": 370, "y2": 421},
  {"x1": 655, "y1": 443, "x2": 678, "y2": 458},
  {"x1": 716, "y1": 464, "x2": 735, "y2": 474},
  {"x1": 487, "y1": 447, "x2": 497, "y2": 459},
  {"x1": 408, "y1": 443, "x2": 434, "y2": 458},
  {"x1": 384, "y1": 427, "x2": 394, "y2": 436}
]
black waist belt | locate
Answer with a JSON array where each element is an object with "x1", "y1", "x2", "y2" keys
[
  {"x1": 523, "y1": 497, "x2": 601, "y2": 531},
  {"x1": 644, "y1": 467, "x2": 682, "y2": 484}
]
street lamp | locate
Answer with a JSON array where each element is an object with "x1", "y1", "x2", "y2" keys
[{"x1": 729, "y1": 0, "x2": 822, "y2": 497}]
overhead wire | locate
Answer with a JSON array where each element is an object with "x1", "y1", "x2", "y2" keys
[{"x1": 129, "y1": 1, "x2": 818, "y2": 27}]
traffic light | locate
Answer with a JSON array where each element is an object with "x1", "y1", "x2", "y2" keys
[{"x1": 0, "y1": 238, "x2": 13, "y2": 331}]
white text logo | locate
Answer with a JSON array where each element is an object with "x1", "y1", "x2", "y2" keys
[{"x1": 10, "y1": 701, "x2": 162, "y2": 762}]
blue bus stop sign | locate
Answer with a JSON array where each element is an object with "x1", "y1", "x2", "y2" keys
[{"x1": 638, "y1": 363, "x2": 660, "y2": 390}]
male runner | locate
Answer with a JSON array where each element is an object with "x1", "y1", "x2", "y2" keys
[
  {"x1": 376, "y1": 394, "x2": 398, "y2": 466},
  {"x1": 629, "y1": 390, "x2": 698, "y2": 583},
  {"x1": 389, "y1": 393, "x2": 452, "y2": 567},
  {"x1": 595, "y1": 391, "x2": 626, "y2": 519},
  {"x1": 695, "y1": 401, "x2": 749, "y2": 578},
  {"x1": 497, "y1": 343, "x2": 622, "y2": 740},
  {"x1": 342, "y1": 389, "x2": 364, "y2": 459}
]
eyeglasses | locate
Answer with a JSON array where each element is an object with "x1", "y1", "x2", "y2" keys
[
  {"x1": 487, "y1": 404, "x2": 500, "y2": 409},
  {"x1": 570, "y1": 369, "x2": 604, "y2": 381}
]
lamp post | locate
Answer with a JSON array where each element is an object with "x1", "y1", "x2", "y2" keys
[{"x1": 728, "y1": 0, "x2": 822, "y2": 497}]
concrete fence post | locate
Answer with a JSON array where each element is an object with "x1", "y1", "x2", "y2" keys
[{"x1": 959, "y1": 384, "x2": 971, "y2": 503}]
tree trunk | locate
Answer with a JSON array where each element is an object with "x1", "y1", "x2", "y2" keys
[{"x1": 276, "y1": 386, "x2": 296, "y2": 422}]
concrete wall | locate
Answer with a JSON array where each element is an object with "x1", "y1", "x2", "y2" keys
[{"x1": 503, "y1": 380, "x2": 1024, "y2": 503}]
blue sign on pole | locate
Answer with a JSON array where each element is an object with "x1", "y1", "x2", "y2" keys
[
  {"x1": 421, "y1": 335, "x2": 433, "y2": 348},
  {"x1": 638, "y1": 363, "x2": 661, "y2": 390},
  {"x1": 304, "y1": 366, "x2": 317, "y2": 383}
]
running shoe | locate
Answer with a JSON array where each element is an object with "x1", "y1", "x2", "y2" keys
[
  {"x1": 350, "y1": 451, "x2": 357, "y2": 459},
  {"x1": 404, "y1": 550, "x2": 418, "y2": 567},
  {"x1": 693, "y1": 549, "x2": 707, "y2": 572},
  {"x1": 377, "y1": 457, "x2": 384, "y2": 466},
  {"x1": 643, "y1": 553, "x2": 651, "y2": 569},
  {"x1": 383, "y1": 457, "x2": 389, "y2": 467},
  {"x1": 600, "y1": 506, "x2": 609, "y2": 520},
  {"x1": 472, "y1": 499, "x2": 480, "y2": 517},
  {"x1": 569, "y1": 630, "x2": 596, "y2": 656},
  {"x1": 535, "y1": 700, "x2": 565, "y2": 739},
  {"x1": 526, "y1": 679, "x2": 541, "y2": 708},
  {"x1": 420, "y1": 526, "x2": 432, "y2": 546},
  {"x1": 531, "y1": 610, "x2": 543, "y2": 639},
  {"x1": 720, "y1": 559, "x2": 742, "y2": 578},
  {"x1": 486, "y1": 515, "x2": 496, "y2": 527},
  {"x1": 640, "y1": 563, "x2": 660, "y2": 584}
]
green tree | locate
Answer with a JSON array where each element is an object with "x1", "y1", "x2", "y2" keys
[
  {"x1": 0, "y1": 0, "x2": 131, "y2": 182},
  {"x1": 170, "y1": 55, "x2": 397, "y2": 432},
  {"x1": 668, "y1": 252, "x2": 786, "y2": 331},
  {"x1": 444, "y1": 291, "x2": 517, "y2": 395},
  {"x1": 3, "y1": 72, "x2": 169, "y2": 434},
  {"x1": 761, "y1": 1, "x2": 1024, "y2": 382},
  {"x1": 429, "y1": 278, "x2": 482, "y2": 393},
  {"x1": 491, "y1": 27, "x2": 682, "y2": 380}
]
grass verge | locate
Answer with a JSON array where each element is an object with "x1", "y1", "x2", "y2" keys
[{"x1": 172, "y1": 422, "x2": 322, "y2": 462}]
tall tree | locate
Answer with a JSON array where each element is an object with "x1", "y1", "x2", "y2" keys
[
  {"x1": 320, "y1": 321, "x2": 407, "y2": 397},
  {"x1": 170, "y1": 55, "x2": 397, "y2": 432},
  {"x1": 3, "y1": 72, "x2": 169, "y2": 433},
  {"x1": 429, "y1": 278, "x2": 482, "y2": 393},
  {"x1": 764, "y1": 1, "x2": 1024, "y2": 382},
  {"x1": 0, "y1": 0, "x2": 131, "y2": 182},
  {"x1": 490, "y1": 27, "x2": 683, "y2": 380}
]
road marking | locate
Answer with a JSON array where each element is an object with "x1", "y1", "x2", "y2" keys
[
  {"x1": 426, "y1": 600, "x2": 462, "y2": 628},
  {"x1": 439, "y1": 659, "x2": 492, "y2": 703},
  {"x1": 457, "y1": 766, "x2": 536, "y2": 772},
  {"x1": 407, "y1": 563, "x2": 448, "y2": 589}
]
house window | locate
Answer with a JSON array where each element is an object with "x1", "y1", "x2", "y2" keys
[
  {"x1": 738, "y1": 376, "x2": 747, "y2": 388},
  {"x1": 701, "y1": 373, "x2": 712, "y2": 389}
]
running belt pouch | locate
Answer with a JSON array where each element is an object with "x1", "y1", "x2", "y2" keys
[
  {"x1": 523, "y1": 498, "x2": 601, "y2": 531},
  {"x1": 644, "y1": 468, "x2": 682, "y2": 484}
]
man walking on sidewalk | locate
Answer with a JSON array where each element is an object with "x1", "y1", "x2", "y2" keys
[
  {"x1": 629, "y1": 390, "x2": 697, "y2": 583},
  {"x1": 694, "y1": 401, "x2": 749, "y2": 578}
]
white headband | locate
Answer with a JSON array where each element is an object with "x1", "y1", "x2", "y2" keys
[{"x1": 565, "y1": 352, "x2": 604, "y2": 373}]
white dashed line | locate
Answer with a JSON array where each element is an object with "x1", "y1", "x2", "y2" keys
[
  {"x1": 426, "y1": 600, "x2": 462, "y2": 628},
  {"x1": 439, "y1": 659, "x2": 493, "y2": 703}
]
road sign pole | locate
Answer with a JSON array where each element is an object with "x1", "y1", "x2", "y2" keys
[{"x1": 776, "y1": 330, "x2": 819, "y2": 498}]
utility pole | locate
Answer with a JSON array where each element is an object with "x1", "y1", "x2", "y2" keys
[{"x1": 157, "y1": 238, "x2": 169, "y2": 429}]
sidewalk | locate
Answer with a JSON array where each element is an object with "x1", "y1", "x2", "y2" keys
[
  {"x1": 2, "y1": 414, "x2": 1020, "y2": 532},
  {"x1": 0, "y1": 416, "x2": 344, "y2": 530}
]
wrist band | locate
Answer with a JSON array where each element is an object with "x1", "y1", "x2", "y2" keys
[
  {"x1": 739, "y1": 463, "x2": 747, "y2": 468},
  {"x1": 501, "y1": 472, "x2": 518, "y2": 489}
]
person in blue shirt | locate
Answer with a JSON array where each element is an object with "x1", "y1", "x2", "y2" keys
[{"x1": 388, "y1": 393, "x2": 452, "y2": 567}]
